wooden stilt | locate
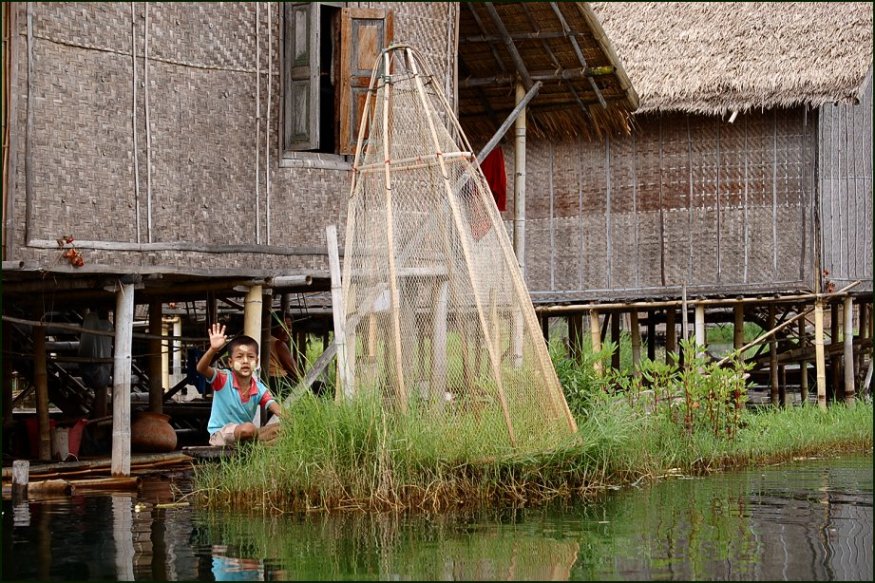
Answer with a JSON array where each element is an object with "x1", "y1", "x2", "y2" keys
[
  {"x1": 112, "y1": 282, "x2": 135, "y2": 477},
  {"x1": 665, "y1": 308, "x2": 677, "y2": 364},
  {"x1": 694, "y1": 303, "x2": 706, "y2": 359},
  {"x1": 733, "y1": 304, "x2": 744, "y2": 350},
  {"x1": 830, "y1": 301, "x2": 840, "y2": 400},
  {"x1": 430, "y1": 281, "x2": 449, "y2": 402},
  {"x1": 206, "y1": 292, "x2": 218, "y2": 327},
  {"x1": 768, "y1": 305, "x2": 779, "y2": 406},
  {"x1": 815, "y1": 298, "x2": 827, "y2": 409},
  {"x1": 12, "y1": 460, "x2": 29, "y2": 501},
  {"x1": 843, "y1": 295, "x2": 855, "y2": 406},
  {"x1": 540, "y1": 315, "x2": 549, "y2": 344},
  {"x1": 327, "y1": 225, "x2": 351, "y2": 399},
  {"x1": 568, "y1": 314, "x2": 583, "y2": 362},
  {"x1": 3, "y1": 320, "x2": 13, "y2": 426},
  {"x1": 589, "y1": 309, "x2": 602, "y2": 376},
  {"x1": 260, "y1": 292, "x2": 273, "y2": 393},
  {"x1": 611, "y1": 311, "x2": 621, "y2": 371},
  {"x1": 799, "y1": 317, "x2": 809, "y2": 404},
  {"x1": 34, "y1": 324, "x2": 51, "y2": 460},
  {"x1": 630, "y1": 310, "x2": 641, "y2": 374},
  {"x1": 646, "y1": 310, "x2": 656, "y2": 361},
  {"x1": 243, "y1": 285, "x2": 263, "y2": 344},
  {"x1": 148, "y1": 301, "x2": 163, "y2": 414}
]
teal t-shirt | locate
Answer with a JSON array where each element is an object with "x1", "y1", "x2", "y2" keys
[{"x1": 206, "y1": 368, "x2": 275, "y2": 434}]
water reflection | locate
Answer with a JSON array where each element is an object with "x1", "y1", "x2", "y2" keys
[{"x1": 1, "y1": 455, "x2": 871, "y2": 581}]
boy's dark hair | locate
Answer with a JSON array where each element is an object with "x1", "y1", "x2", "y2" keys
[{"x1": 226, "y1": 335, "x2": 259, "y2": 355}]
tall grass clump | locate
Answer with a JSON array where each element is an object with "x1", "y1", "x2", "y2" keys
[{"x1": 193, "y1": 334, "x2": 872, "y2": 513}]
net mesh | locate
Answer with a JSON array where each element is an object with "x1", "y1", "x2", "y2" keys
[{"x1": 340, "y1": 46, "x2": 576, "y2": 450}]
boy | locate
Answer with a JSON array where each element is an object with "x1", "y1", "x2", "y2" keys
[{"x1": 196, "y1": 323, "x2": 283, "y2": 446}]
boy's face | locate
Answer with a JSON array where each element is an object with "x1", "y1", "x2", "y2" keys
[{"x1": 229, "y1": 344, "x2": 258, "y2": 379}]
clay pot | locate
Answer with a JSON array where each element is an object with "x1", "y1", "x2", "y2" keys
[{"x1": 131, "y1": 412, "x2": 177, "y2": 453}]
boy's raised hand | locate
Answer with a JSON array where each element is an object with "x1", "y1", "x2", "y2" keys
[{"x1": 208, "y1": 323, "x2": 227, "y2": 351}]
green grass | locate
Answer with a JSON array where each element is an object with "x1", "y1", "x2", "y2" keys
[{"x1": 193, "y1": 332, "x2": 871, "y2": 512}]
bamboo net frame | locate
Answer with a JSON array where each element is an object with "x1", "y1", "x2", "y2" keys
[{"x1": 341, "y1": 45, "x2": 576, "y2": 449}]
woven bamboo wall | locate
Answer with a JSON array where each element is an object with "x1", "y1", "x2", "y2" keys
[
  {"x1": 6, "y1": 2, "x2": 456, "y2": 275},
  {"x1": 818, "y1": 69, "x2": 873, "y2": 291},
  {"x1": 508, "y1": 107, "x2": 818, "y2": 302}
]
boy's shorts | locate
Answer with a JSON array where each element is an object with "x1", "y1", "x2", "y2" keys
[{"x1": 209, "y1": 423, "x2": 239, "y2": 446}]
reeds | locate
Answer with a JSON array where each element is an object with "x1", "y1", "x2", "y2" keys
[{"x1": 193, "y1": 341, "x2": 873, "y2": 513}]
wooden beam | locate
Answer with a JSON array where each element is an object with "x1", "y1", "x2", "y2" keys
[
  {"x1": 476, "y1": 80, "x2": 542, "y2": 164},
  {"x1": 461, "y1": 30, "x2": 588, "y2": 43},
  {"x1": 460, "y1": 67, "x2": 615, "y2": 89},
  {"x1": 484, "y1": 2, "x2": 533, "y2": 89},
  {"x1": 548, "y1": 2, "x2": 607, "y2": 109}
]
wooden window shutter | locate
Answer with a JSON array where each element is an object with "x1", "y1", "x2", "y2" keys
[
  {"x1": 338, "y1": 8, "x2": 393, "y2": 155},
  {"x1": 283, "y1": 3, "x2": 320, "y2": 151}
]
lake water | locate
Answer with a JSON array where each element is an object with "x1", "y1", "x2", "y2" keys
[{"x1": 2, "y1": 453, "x2": 871, "y2": 580}]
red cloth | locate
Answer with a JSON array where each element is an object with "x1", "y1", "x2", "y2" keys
[{"x1": 480, "y1": 148, "x2": 507, "y2": 212}]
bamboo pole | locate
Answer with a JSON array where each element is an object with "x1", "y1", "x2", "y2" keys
[
  {"x1": 799, "y1": 317, "x2": 809, "y2": 404},
  {"x1": 665, "y1": 307, "x2": 677, "y2": 363},
  {"x1": 610, "y1": 312, "x2": 620, "y2": 371},
  {"x1": 34, "y1": 324, "x2": 51, "y2": 460},
  {"x1": 112, "y1": 282, "x2": 135, "y2": 477},
  {"x1": 630, "y1": 311, "x2": 640, "y2": 373},
  {"x1": 381, "y1": 51, "x2": 408, "y2": 412},
  {"x1": 768, "y1": 305, "x2": 779, "y2": 406},
  {"x1": 589, "y1": 309, "x2": 602, "y2": 376},
  {"x1": 513, "y1": 81, "x2": 527, "y2": 276},
  {"x1": 733, "y1": 304, "x2": 744, "y2": 350},
  {"x1": 843, "y1": 296, "x2": 855, "y2": 406},
  {"x1": 148, "y1": 301, "x2": 163, "y2": 414},
  {"x1": 430, "y1": 281, "x2": 449, "y2": 402},
  {"x1": 815, "y1": 299, "x2": 827, "y2": 409},
  {"x1": 716, "y1": 307, "x2": 813, "y2": 367},
  {"x1": 831, "y1": 302, "x2": 841, "y2": 398},
  {"x1": 694, "y1": 303, "x2": 706, "y2": 359},
  {"x1": 406, "y1": 48, "x2": 516, "y2": 443},
  {"x1": 326, "y1": 225, "x2": 351, "y2": 399}
]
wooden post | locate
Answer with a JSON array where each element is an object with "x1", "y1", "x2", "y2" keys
[
  {"x1": 768, "y1": 304, "x2": 779, "y2": 407},
  {"x1": 326, "y1": 225, "x2": 351, "y2": 399},
  {"x1": 681, "y1": 285, "x2": 689, "y2": 342},
  {"x1": 568, "y1": 314, "x2": 583, "y2": 362},
  {"x1": 646, "y1": 310, "x2": 656, "y2": 361},
  {"x1": 611, "y1": 312, "x2": 621, "y2": 371},
  {"x1": 12, "y1": 460, "x2": 29, "y2": 501},
  {"x1": 206, "y1": 292, "x2": 218, "y2": 326},
  {"x1": 694, "y1": 303, "x2": 706, "y2": 358},
  {"x1": 665, "y1": 307, "x2": 677, "y2": 364},
  {"x1": 779, "y1": 364, "x2": 787, "y2": 406},
  {"x1": 830, "y1": 301, "x2": 840, "y2": 400},
  {"x1": 814, "y1": 298, "x2": 827, "y2": 409},
  {"x1": 733, "y1": 304, "x2": 744, "y2": 350},
  {"x1": 148, "y1": 301, "x2": 163, "y2": 414},
  {"x1": 540, "y1": 315, "x2": 549, "y2": 344},
  {"x1": 2, "y1": 320, "x2": 12, "y2": 426},
  {"x1": 430, "y1": 281, "x2": 449, "y2": 402},
  {"x1": 843, "y1": 295, "x2": 855, "y2": 406},
  {"x1": 589, "y1": 309, "x2": 602, "y2": 376},
  {"x1": 34, "y1": 324, "x2": 51, "y2": 460},
  {"x1": 260, "y1": 290, "x2": 273, "y2": 387},
  {"x1": 630, "y1": 310, "x2": 641, "y2": 373},
  {"x1": 112, "y1": 282, "x2": 135, "y2": 477},
  {"x1": 513, "y1": 80, "x2": 527, "y2": 277},
  {"x1": 244, "y1": 285, "x2": 263, "y2": 426},
  {"x1": 799, "y1": 316, "x2": 809, "y2": 404}
]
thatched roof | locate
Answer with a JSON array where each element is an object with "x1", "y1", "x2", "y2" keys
[
  {"x1": 591, "y1": 2, "x2": 874, "y2": 115},
  {"x1": 457, "y1": 2, "x2": 639, "y2": 141}
]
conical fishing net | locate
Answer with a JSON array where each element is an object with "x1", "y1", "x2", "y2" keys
[{"x1": 340, "y1": 45, "x2": 576, "y2": 449}]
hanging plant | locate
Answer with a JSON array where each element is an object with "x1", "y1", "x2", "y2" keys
[{"x1": 56, "y1": 234, "x2": 85, "y2": 268}]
